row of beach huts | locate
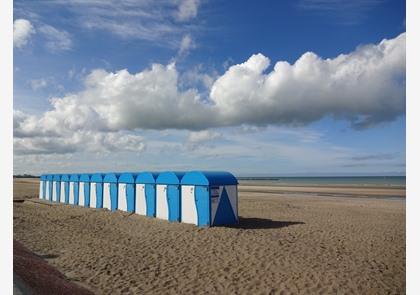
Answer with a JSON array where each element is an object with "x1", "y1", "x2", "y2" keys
[{"x1": 38, "y1": 171, "x2": 238, "y2": 227}]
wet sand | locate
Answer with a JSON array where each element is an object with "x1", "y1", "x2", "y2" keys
[{"x1": 13, "y1": 178, "x2": 405, "y2": 294}]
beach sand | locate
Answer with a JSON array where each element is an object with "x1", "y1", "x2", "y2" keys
[{"x1": 13, "y1": 178, "x2": 405, "y2": 294}]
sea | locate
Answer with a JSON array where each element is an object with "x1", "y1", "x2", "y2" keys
[{"x1": 237, "y1": 176, "x2": 406, "y2": 187}]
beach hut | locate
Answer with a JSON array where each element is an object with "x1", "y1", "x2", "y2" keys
[
  {"x1": 39, "y1": 175, "x2": 46, "y2": 199},
  {"x1": 180, "y1": 171, "x2": 238, "y2": 227},
  {"x1": 79, "y1": 174, "x2": 91, "y2": 207},
  {"x1": 60, "y1": 174, "x2": 70, "y2": 203},
  {"x1": 69, "y1": 174, "x2": 79, "y2": 205},
  {"x1": 103, "y1": 173, "x2": 120, "y2": 211},
  {"x1": 156, "y1": 172, "x2": 185, "y2": 222},
  {"x1": 135, "y1": 172, "x2": 159, "y2": 217},
  {"x1": 118, "y1": 173, "x2": 136, "y2": 213},
  {"x1": 90, "y1": 173, "x2": 105, "y2": 208},
  {"x1": 46, "y1": 175, "x2": 53, "y2": 201}
]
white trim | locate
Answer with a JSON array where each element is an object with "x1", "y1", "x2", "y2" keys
[
  {"x1": 45, "y1": 181, "x2": 50, "y2": 200},
  {"x1": 181, "y1": 185, "x2": 197, "y2": 225},
  {"x1": 156, "y1": 184, "x2": 169, "y2": 220},
  {"x1": 103, "y1": 182, "x2": 111, "y2": 210},
  {"x1": 90, "y1": 182, "x2": 97, "y2": 208},
  {"x1": 118, "y1": 183, "x2": 127, "y2": 211},
  {"x1": 135, "y1": 184, "x2": 146, "y2": 215},
  {"x1": 79, "y1": 182, "x2": 85, "y2": 207}
]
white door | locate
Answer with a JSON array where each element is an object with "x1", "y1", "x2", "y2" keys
[
  {"x1": 225, "y1": 185, "x2": 238, "y2": 219},
  {"x1": 103, "y1": 183, "x2": 111, "y2": 210},
  {"x1": 45, "y1": 181, "x2": 50, "y2": 200},
  {"x1": 90, "y1": 182, "x2": 97, "y2": 208},
  {"x1": 69, "y1": 182, "x2": 74, "y2": 204},
  {"x1": 39, "y1": 181, "x2": 43, "y2": 199},
  {"x1": 52, "y1": 181, "x2": 57, "y2": 201},
  {"x1": 60, "y1": 182, "x2": 66, "y2": 202},
  {"x1": 156, "y1": 184, "x2": 169, "y2": 220},
  {"x1": 118, "y1": 183, "x2": 127, "y2": 211},
  {"x1": 181, "y1": 185, "x2": 197, "y2": 225},
  {"x1": 79, "y1": 182, "x2": 85, "y2": 206},
  {"x1": 135, "y1": 184, "x2": 146, "y2": 215}
]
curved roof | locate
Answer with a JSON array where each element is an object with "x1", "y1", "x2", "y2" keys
[
  {"x1": 79, "y1": 174, "x2": 91, "y2": 182},
  {"x1": 181, "y1": 171, "x2": 238, "y2": 186},
  {"x1": 69, "y1": 174, "x2": 79, "y2": 181},
  {"x1": 91, "y1": 173, "x2": 105, "y2": 182},
  {"x1": 61, "y1": 174, "x2": 70, "y2": 181},
  {"x1": 103, "y1": 173, "x2": 121, "y2": 183},
  {"x1": 136, "y1": 172, "x2": 159, "y2": 184},
  {"x1": 156, "y1": 171, "x2": 185, "y2": 185},
  {"x1": 46, "y1": 175, "x2": 53, "y2": 180},
  {"x1": 118, "y1": 172, "x2": 137, "y2": 183}
]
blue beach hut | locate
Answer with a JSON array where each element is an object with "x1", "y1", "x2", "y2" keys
[
  {"x1": 180, "y1": 171, "x2": 238, "y2": 227},
  {"x1": 135, "y1": 172, "x2": 159, "y2": 217},
  {"x1": 46, "y1": 175, "x2": 53, "y2": 201},
  {"x1": 39, "y1": 175, "x2": 46, "y2": 199},
  {"x1": 103, "y1": 173, "x2": 121, "y2": 211},
  {"x1": 79, "y1": 174, "x2": 91, "y2": 207},
  {"x1": 60, "y1": 174, "x2": 70, "y2": 203},
  {"x1": 118, "y1": 173, "x2": 136, "y2": 213},
  {"x1": 90, "y1": 173, "x2": 105, "y2": 208},
  {"x1": 69, "y1": 174, "x2": 79, "y2": 205},
  {"x1": 156, "y1": 172, "x2": 185, "y2": 222}
]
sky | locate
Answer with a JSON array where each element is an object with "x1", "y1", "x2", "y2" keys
[{"x1": 13, "y1": 0, "x2": 406, "y2": 176}]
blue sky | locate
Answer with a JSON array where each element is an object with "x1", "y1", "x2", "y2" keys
[{"x1": 13, "y1": 0, "x2": 406, "y2": 176}]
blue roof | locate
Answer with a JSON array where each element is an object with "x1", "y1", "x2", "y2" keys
[
  {"x1": 136, "y1": 172, "x2": 159, "y2": 184},
  {"x1": 156, "y1": 171, "x2": 185, "y2": 185},
  {"x1": 80, "y1": 174, "x2": 91, "y2": 182},
  {"x1": 61, "y1": 174, "x2": 70, "y2": 181},
  {"x1": 46, "y1": 175, "x2": 53, "y2": 180},
  {"x1": 181, "y1": 171, "x2": 238, "y2": 186},
  {"x1": 104, "y1": 173, "x2": 121, "y2": 183},
  {"x1": 40, "y1": 175, "x2": 46, "y2": 180},
  {"x1": 91, "y1": 173, "x2": 105, "y2": 182},
  {"x1": 118, "y1": 172, "x2": 137, "y2": 183},
  {"x1": 53, "y1": 174, "x2": 61, "y2": 181},
  {"x1": 69, "y1": 174, "x2": 79, "y2": 181}
]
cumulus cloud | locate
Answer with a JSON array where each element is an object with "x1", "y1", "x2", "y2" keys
[
  {"x1": 13, "y1": 19, "x2": 35, "y2": 48},
  {"x1": 175, "y1": 0, "x2": 200, "y2": 21},
  {"x1": 38, "y1": 24, "x2": 72, "y2": 52},
  {"x1": 30, "y1": 79, "x2": 48, "y2": 91},
  {"x1": 14, "y1": 33, "x2": 405, "y2": 155}
]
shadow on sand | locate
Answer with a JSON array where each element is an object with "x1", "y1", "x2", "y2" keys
[{"x1": 228, "y1": 217, "x2": 305, "y2": 230}]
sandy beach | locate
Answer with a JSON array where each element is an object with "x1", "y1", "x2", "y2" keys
[{"x1": 13, "y1": 178, "x2": 405, "y2": 294}]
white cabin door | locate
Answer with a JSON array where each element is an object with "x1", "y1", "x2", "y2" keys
[
  {"x1": 118, "y1": 183, "x2": 127, "y2": 211},
  {"x1": 69, "y1": 182, "x2": 74, "y2": 204},
  {"x1": 103, "y1": 183, "x2": 111, "y2": 210},
  {"x1": 90, "y1": 182, "x2": 97, "y2": 208},
  {"x1": 52, "y1": 181, "x2": 57, "y2": 201},
  {"x1": 156, "y1": 185, "x2": 168, "y2": 220},
  {"x1": 135, "y1": 184, "x2": 146, "y2": 215},
  {"x1": 60, "y1": 182, "x2": 65, "y2": 202},
  {"x1": 79, "y1": 182, "x2": 85, "y2": 206},
  {"x1": 181, "y1": 185, "x2": 197, "y2": 225},
  {"x1": 39, "y1": 182, "x2": 43, "y2": 199}
]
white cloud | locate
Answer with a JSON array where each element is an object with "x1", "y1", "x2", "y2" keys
[
  {"x1": 14, "y1": 33, "x2": 405, "y2": 156},
  {"x1": 30, "y1": 79, "x2": 48, "y2": 91},
  {"x1": 13, "y1": 19, "x2": 35, "y2": 48},
  {"x1": 177, "y1": 34, "x2": 196, "y2": 57},
  {"x1": 38, "y1": 24, "x2": 72, "y2": 52},
  {"x1": 175, "y1": 0, "x2": 200, "y2": 21},
  {"x1": 188, "y1": 130, "x2": 221, "y2": 143}
]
